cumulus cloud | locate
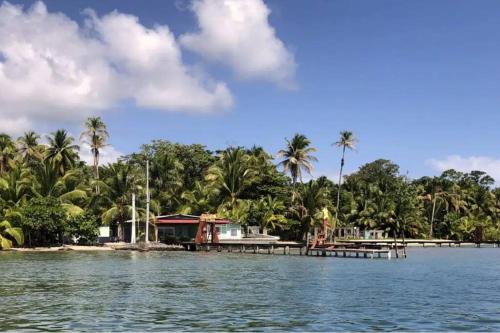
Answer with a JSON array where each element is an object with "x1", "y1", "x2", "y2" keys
[
  {"x1": 0, "y1": 1, "x2": 233, "y2": 134},
  {"x1": 180, "y1": 0, "x2": 297, "y2": 88},
  {"x1": 79, "y1": 143, "x2": 123, "y2": 166},
  {"x1": 427, "y1": 155, "x2": 500, "y2": 181}
]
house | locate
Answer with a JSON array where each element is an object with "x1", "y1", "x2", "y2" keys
[
  {"x1": 362, "y1": 229, "x2": 386, "y2": 240},
  {"x1": 334, "y1": 227, "x2": 360, "y2": 239},
  {"x1": 155, "y1": 214, "x2": 242, "y2": 243}
]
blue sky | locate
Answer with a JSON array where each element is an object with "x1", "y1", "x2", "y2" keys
[{"x1": 2, "y1": 0, "x2": 500, "y2": 181}]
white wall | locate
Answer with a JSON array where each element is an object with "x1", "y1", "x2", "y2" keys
[{"x1": 218, "y1": 223, "x2": 242, "y2": 240}]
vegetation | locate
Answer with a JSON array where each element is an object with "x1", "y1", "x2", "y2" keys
[{"x1": 0, "y1": 117, "x2": 499, "y2": 249}]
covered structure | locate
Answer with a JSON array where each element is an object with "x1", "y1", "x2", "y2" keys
[{"x1": 155, "y1": 214, "x2": 241, "y2": 243}]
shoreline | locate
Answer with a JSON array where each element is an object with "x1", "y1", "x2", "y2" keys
[{"x1": 6, "y1": 243, "x2": 185, "y2": 252}]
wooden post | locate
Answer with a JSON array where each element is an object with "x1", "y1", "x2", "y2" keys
[
  {"x1": 393, "y1": 230, "x2": 399, "y2": 259},
  {"x1": 271, "y1": 245, "x2": 274, "y2": 254},
  {"x1": 305, "y1": 233, "x2": 310, "y2": 255}
]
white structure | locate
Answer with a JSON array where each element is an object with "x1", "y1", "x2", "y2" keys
[
  {"x1": 216, "y1": 223, "x2": 242, "y2": 241},
  {"x1": 131, "y1": 193, "x2": 136, "y2": 244}
]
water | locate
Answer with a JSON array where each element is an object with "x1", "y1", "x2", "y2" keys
[{"x1": 1, "y1": 248, "x2": 500, "y2": 332}]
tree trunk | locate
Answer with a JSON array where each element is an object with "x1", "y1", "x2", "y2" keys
[
  {"x1": 430, "y1": 196, "x2": 437, "y2": 239},
  {"x1": 94, "y1": 152, "x2": 100, "y2": 195},
  {"x1": 333, "y1": 146, "x2": 346, "y2": 242}
]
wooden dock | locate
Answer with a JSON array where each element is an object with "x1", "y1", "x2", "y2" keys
[
  {"x1": 337, "y1": 239, "x2": 500, "y2": 248},
  {"x1": 182, "y1": 241, "x2": 401, "y2": 259}
]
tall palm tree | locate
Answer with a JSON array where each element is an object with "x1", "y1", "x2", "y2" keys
[
  {"x1": 46, "y1": 129, "x2": 79, "y2": 176},
  {"x1": 277, "y1": 134, "x2": 318, "y2": 185},
  {"x1": 81, "y1": 117, "x2": 109, "y2": 194},
  {"x1": 17, "y1": 131, "x2": 43, "y2": 165},
  {"x1": 0, "y1": 134, "x2": 16, "y2": 175},
  {"x1": 333, "y1": 131, "x2": 357, "y2": 227}
]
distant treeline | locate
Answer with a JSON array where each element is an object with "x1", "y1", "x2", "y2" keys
[{"x1": 1, "y1": 118, "x2": 499, "y2": 248}]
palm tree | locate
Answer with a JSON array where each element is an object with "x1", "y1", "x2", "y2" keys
[
  {"x1": 46, "y1": 130, "x2": 79, "y2": 176},
  {"x1": 0, "y1": 220, "x2": 24, "y2": 249},
  {"x1": 333, "y1": 131, "x2": 357, "y2": 227},
  {"x1": 277, "y1": 134, "x2": 318, "y2": 185},
  {"x1": 81, "y1": 117, "x2": 109, "y2": 194},
  {"x1": 206, "y1": 147, "x2": 257, "y2": 209},
  {"x1": 257, "y1": 195, "x2": 287, "y2": 232},
  {"x1": 0, "y1": 134, "x2": 16, "y2": 175},
  {"x1": 0, "y1": 160, "x2": 32, "y2": 207},
  {"x1": 179, "y1": 181, "x2": 218, "y2": 215},
  {"x1": 17, "y1": 131, "x2": 43, "y2": 165},
  {"x1": 101, "y1": 162, "x2": 141, "y2": 241}
]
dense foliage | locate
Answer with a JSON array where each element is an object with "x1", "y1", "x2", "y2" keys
[{"x1": 0, "y1": 119, "x2": 499, "y2": 248}]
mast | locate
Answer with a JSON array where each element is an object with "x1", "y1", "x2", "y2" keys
[{"x1": 145, "y1": 159, "x2": 150, "y2": 243}]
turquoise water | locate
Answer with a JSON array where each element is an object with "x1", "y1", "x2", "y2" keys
[{"x1": 1, "y1": 248, "x2": 500, "y2": 331}]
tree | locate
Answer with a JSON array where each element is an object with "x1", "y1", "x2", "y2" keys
[
  {"x1": 206, "y1": 147, "x2": 257, "y2": 209},
  {"x1": 67, "y1": 213, "x2": 99, "y2": 244},
  {"x1": 21, "y1": 196, "x2": 68, "y2": 246},
  {"x1": 17, "y1": 131, "x2": 43, "y2": 165},
  {"x1": 288, "y1": 179, "x2": 332, "y2": 240},
  {"x1": 101, "y1": 162, "x2": 142, "y2": 241},
  {"x1": 277, "y1": 134, "x2": 317, "y2": 185},
  {"x1": 255, "y1": 195, "x2": 287, "y2": 232},
  {"x1": 46, "y1": 129, "x2": 79, "y2": 176},
  {"x1": 0, "y1": 134, "x2": 16, "y2": 175},
  {"x1": 0, "y1": 220, "x2": 24, "y2": 249},
  {"x1": 81, "y1": 117, "x2": 109, "y2": 194},
  {"x1": 333, "y1": 131, "x2": 356, "y2": 228}
]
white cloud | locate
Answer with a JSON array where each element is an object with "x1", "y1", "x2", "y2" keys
[
  {"x1": 180, "y1": 0, "x2": 297, "y2": 88},
  {"x1": 79, "y1": 143, "x2": 123, "y2": 166},
  {"x1": 427, "y1": 155, "x2": 500, "y2": 181},
  {"x1": 0, "y1": 1, "x2": 233, "y2": 135},
  {"x1": 0, "y1": 116, "x2": 31, "y2": 135}
]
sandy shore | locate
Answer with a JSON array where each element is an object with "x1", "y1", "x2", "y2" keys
[
  {"x1": 9, "y1": 245, "x2": 114, "y2": 252},
  {"x1": 7, "y1": 243, "x2": 185, "y2": 252}
]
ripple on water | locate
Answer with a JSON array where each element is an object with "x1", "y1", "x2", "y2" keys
[{"x1": 1, "y1": 248, "x2": 500, "y2": 331}]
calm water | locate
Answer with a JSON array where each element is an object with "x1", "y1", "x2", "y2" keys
[{"x1": 1, "y1": 248, "x2": 500, "y2": 332}]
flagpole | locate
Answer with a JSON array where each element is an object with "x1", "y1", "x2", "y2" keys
[
  {"x1": 131, "y1": 193, "x2": 136, "y2": 244},
  {"x1": 145, "y1": 159, "x2": 150, "y2": 243}
]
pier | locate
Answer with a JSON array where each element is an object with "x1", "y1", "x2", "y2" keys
[{"x1": 182, "y1": 241, "x2": 403, "y2": 259}]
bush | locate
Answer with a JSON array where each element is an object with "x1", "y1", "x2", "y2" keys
[
  {"x1": 67, "y1": 213, "x2": 99, "y2": 245},
  {"x1": 21, "y1": 196, "x2": 67, "y2": 246}
]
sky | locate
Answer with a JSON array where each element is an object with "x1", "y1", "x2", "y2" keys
[{"x1": 1, "y1": 0, "x2": 500, "y2": 182}]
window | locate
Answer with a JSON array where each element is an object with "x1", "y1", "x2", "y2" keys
[
  {"x1": 165, "y1": 227, "x2": 175, "y2": 236},
  {"x1": 215, "y1": 227, "x2": 221, "y2": 234},
  {"x1": 231, "y1": 228, "x2": 238, "y2": 237}
]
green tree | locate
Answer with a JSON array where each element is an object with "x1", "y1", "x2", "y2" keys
[
  {"x1": 277, "y1": 134, "x2": 317, "y2": 185},
  {"x1": 101, "y1": 162, "x2": 142, "y2": 241},
  {"x1": 67, "y1": 213, "x2": 99, "y2": 244},
  {"x1": 21, "y1": 196, "x2": 68, "y2": 246},
  {"x1": 46, "y1": 129, "x2": 79, "y2": 176},
  {"x1": 333, "y1": 131, "x2": 356, "y2": 226},
  {"x1": 0, "y1": 134, "x2": 16, "y2": 175},
  {"x1": 81, "y1": 117, "x2": 109, "y2": 194},
  {"x1": 206, "y1": 147, "x2": 257, "y2": 210},
  {"x1": 0, "y1": 220, "x2": 24, "y2": 249},
  {"x1": 17, "y1": 131, "x2": 43, "y2": 165}
]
